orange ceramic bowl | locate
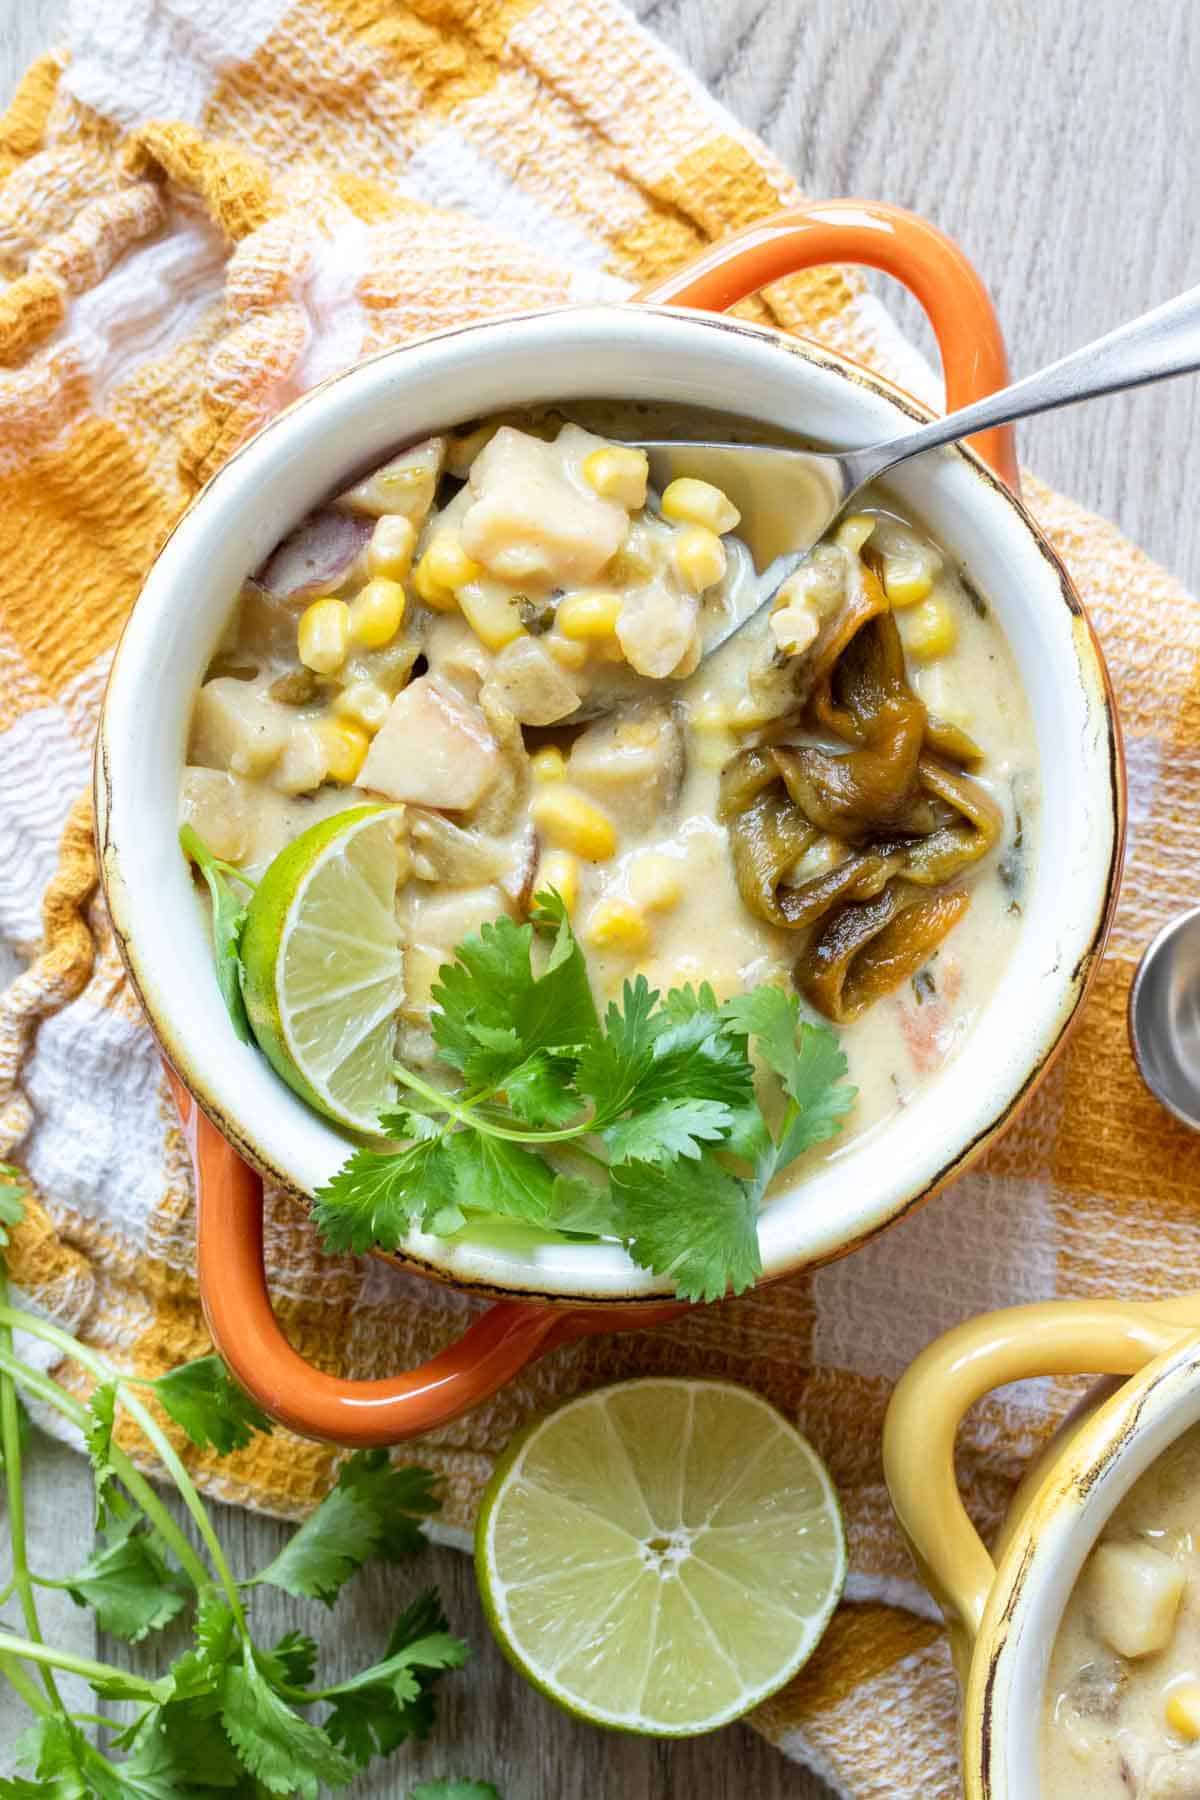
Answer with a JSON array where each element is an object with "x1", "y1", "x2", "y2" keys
[{"x1": 95, "y1": 202, "x2": 1123, "y2": 1443}]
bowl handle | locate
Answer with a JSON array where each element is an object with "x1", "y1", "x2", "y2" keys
[
  {"x1": 636, "y1": 199, "x2": 1019, "y2": 489},
  {"x1": 882, "y1": 1294, "x2": 1200, "y2": 1673},
  {"x1": 172, "y1": 1074, "x2": 684, "y2": 1446}
]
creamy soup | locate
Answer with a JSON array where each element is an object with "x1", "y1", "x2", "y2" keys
[
  {"x1": 180, "y1": 402, "x2": 1038, "y2": 1159},
  {"x1": 1044, "y1": 1426, "x2": 1200, "y2": 1797}
]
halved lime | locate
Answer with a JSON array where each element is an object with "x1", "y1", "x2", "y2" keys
[
  {"x1": 240, "y1": 805, "x2": 407, "y2": 1133},
  {"x1": 475, "y1": 1378, "x2": 845, "y2": 1736}
]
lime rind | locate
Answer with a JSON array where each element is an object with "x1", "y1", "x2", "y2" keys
[
  {"x1": 475, "y1": 1377, "x2": 845, "y2": 1737},
  {"x1": 239, "y1": 804, "x2": 407, "y2": 1134}
]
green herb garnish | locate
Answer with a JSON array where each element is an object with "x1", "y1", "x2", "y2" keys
[
  {"x1": 314, "y1": 893, "x2": 857, "y2": 1302},
  {"x1": 0, "y1": 1161, "x2": 499, "y2": 1795},
  {"x1": 180, "y1": 824, "x2": 254, "y2": 1043}
]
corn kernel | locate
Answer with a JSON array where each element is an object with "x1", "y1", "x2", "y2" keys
[
  {"x1": 836, "y1": 512, "x2": 878, "y2": 554},
  {"x1": 531, "y1": 746, "x2": 567, "y2": 782},
  {"x1": 297, "y1": 597, "x2": 349, "y2": 674},
  {"x1": 556, "y1": 588, "x2": 623, "y2": 641},
  {"x1": 537, "y1": 849, "x2": 579, "y2": 914},
  {"x1": 904, "y1": 595, "x2": 958, "y2": 660},
  {"x1": 367, "y1": 514, "x2": 416, "y2": 581},
  {"x1": 770, "y1": 597, "x2": 820, "y2": 657},
  {"x1": 582, "y1": 446, "x2": 649, "y2": 510},
  {"x1": 661, "y1": 476, "x2": 740, "y2": 535},
  {"x1": 628, "y1": 852, "x2": 682, "y2": 911},
  {"x1": 673, "y1": 524, "x2": 726, "y2": 593},
  {"x1": 413, "y1": 536, "x2": 480, "y2": 611},
  {"x1": 1167, "y1": 1682, "x2": 1200, "y2": 1740},
  {"x1": 316, "y1": 717, "x2": 370, "y2": 784},
  {"x1": 458, "y1": 583, "x2": 526, "y2": 652},
  {"x1": 333, "y1": 680, "x2": 390, "y2": 733},
  {"x1": 586, "y1": 897, "x2": 650, "y2": 955},
  {"x1": 531, "y1": 786, "x2": 617, "y2": 861},
  {"x1": 348, "y1": 576, "x2": 407, "y2": 648},
  {"x1": 545, "y1": 631, "x2": 589, "y2": 672},
  {"x1": 882, "y1": 554, "x2": 935, "y2": 608}
]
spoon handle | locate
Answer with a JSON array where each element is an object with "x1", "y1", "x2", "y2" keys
[{"x1": 847, "y1": 282, "x2": 1200, "y2": 487}]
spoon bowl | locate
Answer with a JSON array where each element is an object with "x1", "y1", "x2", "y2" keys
[
  {"x1": 1129, "y1": 905, "x2": 1200, "y2": 1131},
  {"x1": 630, "y1": 276, "x2": 1200, "y2": 672}
]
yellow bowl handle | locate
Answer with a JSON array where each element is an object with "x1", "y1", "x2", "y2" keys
[{"x1": 882, "y1": 1293, "x2": 1200, "y2": 1674}]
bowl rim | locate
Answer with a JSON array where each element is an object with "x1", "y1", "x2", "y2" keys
[
  {"x1": 968, "y1": 1328, "x2": 1200, "y2": 1798},
  {"x1": 95, "y1": 299, "x2": 1125, "y2": 1302}
]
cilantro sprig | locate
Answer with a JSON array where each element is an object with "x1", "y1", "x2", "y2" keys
[
  {"x1": 314, "y1": 893, "x2": 857, "y2": 1302},
  {"x1": 0, "y1": 1162, "x2": 500, "y2": 1796},
  {"x1": 180, "y1": 824, "x2": 255, "y2": 1043}
]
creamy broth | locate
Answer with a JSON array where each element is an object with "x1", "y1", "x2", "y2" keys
[
  {"x1": 180, "y1": 402, "x2": 1038, "y2": 1174},
  {"x1": 1043, "y1": 1426, "x2": 1200, "y2": 1797}
]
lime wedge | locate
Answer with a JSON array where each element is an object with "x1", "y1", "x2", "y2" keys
[
  {"x1": 239, "y1": 805, "x2": 407, "y2": 1133},
  {"x1": 475, "y1": 1378, "x2": 845, "y2": 1735}
]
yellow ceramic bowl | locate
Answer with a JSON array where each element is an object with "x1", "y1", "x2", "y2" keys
[{"x1": 884, "y1": 1294, "x2": 1200, "y2": 1797}]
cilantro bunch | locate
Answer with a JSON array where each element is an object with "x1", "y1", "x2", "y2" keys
[
  {"x1": 0, "y1": 1168, "x2": 495, "y2": 1798},
  {"x1": 314, "y1": 893, "x2": 858, "y2": 1302}
]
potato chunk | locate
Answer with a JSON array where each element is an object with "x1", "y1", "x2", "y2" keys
[
  {"x1": 481, "y1": 637, "x2": 580, "y2": 726},
  {"x1": 402, "y1": 883, "x2": 512, "y2": 1020},
  {"x1": 461, "y1": 426, "x2": 627, "y2": 588},
  {"x1": 615, "y1": 579, "x2": 697, "y2": 679},
  {"x1": 568, "y1": 703, "x2": 685, "y2": 833},
  {"x1": 1086, "y1": 1541, "x2": 1186, "y2": 1658},
  {"x1": 359, "y1": 675, "x2": 497, "y2": 811},
  {"x1": 335, "y1": 437, "x2": 446, "y2": 523},
  {"x1": 180, "y1": 767, "x2": 254, "y2": 864},
  {"x1": 189, "y1": 678, "x2": 287, "y2": 779}
]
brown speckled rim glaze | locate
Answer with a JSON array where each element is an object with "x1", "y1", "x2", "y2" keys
[
  {"x1": 96, "y1": 202, "x2": 1124, "y2": 1443},
  {"x1": 884, "y1": 1294, "x2": 1200, "y2": 1797}
]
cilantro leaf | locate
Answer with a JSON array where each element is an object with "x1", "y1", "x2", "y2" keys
[
  {"x1": 251, "y1": 1451, "x2": 437, "y2": 1606},
  {"x1": 431, "y1": 903, "x2": 596, "y2": 1088},
  {"x1": 13, "y1": 1716, "x2": 90, "y2": 1792},
  {"x1": 0, "y1": 1162, "x2": 26, "y2": 1245},
  {"x1": 611, "y1": 1156, "x2": 762, "y2": 1302},
  {"x1": 720, "y1": 990, "x2": 857, "y2": 1190},
  {"x1": 262, "y1": 1629, "x2": 319, "y2": 1689},
  {"x1": 446, "y1": 1133, "x2": 556, "y2": 1225},
  {"x1": 220, "y1": 1649, "x2": 355, "y2": 1798},
  {"x1": 322, "y1": 1595, "x2": 467, "y2": 1770},
  {"x1": 500, "y1": 1051, "x2": 584, "y2": 1128},
  {"x1": 180, "y1": 826, "x2": 253, "y2": 1044},
  {"x1": 161, "y1": 1594, "x2": 239, "y2": 1711},
  {"x1": 602, "y1": 1096, "x2": 732, "y2": 1167},
  {"x1": 154, "y1": 1355, "x2": 273, "y2": 1454},
  {"x1": 547, "y1": 1174, "x2": 613, "y2": 1237},
  {"x1": 65, "y1": 1511, "x2": 189, "y2": 1642},
  {"x1": 578, "y1": 979, "x2": 753, "y2": 1127},
  {"x1": 85, "y1": 1383, "x2": 119, "y2": 1525},
  {"x1": 410, "y1": 1784, "x2": 502, "y2": 1800},
  {"x1": 116, "y1": 1697, "x2": 244, "y2": 1793},
  {"x1": 312, "y1": 1139, "x2": 456, "y2": 1254}
]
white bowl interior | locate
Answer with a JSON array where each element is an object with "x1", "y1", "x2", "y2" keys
[
  {"x1": 995, "y1": 1340, "x2": 1200, "y2": 1795},
  {"x1": 98, "y1": 306, "x2": 1119, "y2": 1298}
]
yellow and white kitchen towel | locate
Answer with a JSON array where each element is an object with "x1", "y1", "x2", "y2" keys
[{"x1": 3, "y1": 3, "x2": 1200, "y2": 1795}]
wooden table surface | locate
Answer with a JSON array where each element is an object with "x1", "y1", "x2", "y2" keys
[{"x1": 2, "y1": 0, "x2": 1198, "y2": 1793}]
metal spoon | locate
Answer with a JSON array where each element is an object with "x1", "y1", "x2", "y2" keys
[
  {"x1": 1129, "y1": 909, "x2": 1200, "y2": 1131},
  {"x1": 632, "y1": 281, "x2": 1200, "y2": 663}
]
